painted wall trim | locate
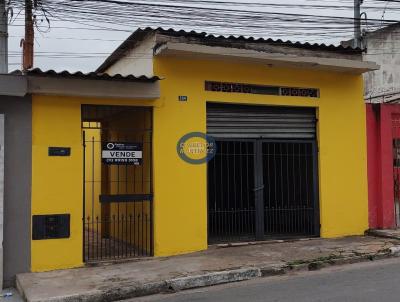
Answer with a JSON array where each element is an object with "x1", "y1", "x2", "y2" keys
[
  {"x1": 155, "y1": 42, "x2": 380, "y2": 74},
  {"x1": 0, "y1": 75, "x2": 160, "y2": 100},
  {"x1": 0, "y1": 75, "x2": 28, "y2": 96},
  {"x1": 28, "y1": 77, "x2": 160, "y2": 100}
]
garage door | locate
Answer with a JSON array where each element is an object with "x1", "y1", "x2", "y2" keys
[{"x1": 207, "y1": 103, "x2": 316, "y2": 139}]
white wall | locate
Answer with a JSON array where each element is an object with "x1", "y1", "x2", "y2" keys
[
  {"x1": 364, "y1": 25, "x2": 400, "y2": 101},
  {"x1": 106, "y1": 35, "x2": 156, "y2": 77}
]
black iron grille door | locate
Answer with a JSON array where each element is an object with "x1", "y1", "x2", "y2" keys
[
  {"x1": 208, "y1": 141, "x2": 256, "y2": 243},
  {"x1": 207, "y1": 103, "x2": 319, "y2": 243},
  {"x1": 262, "y1": 141, "x2": 319, "y2": 237},
  {"x1": 82, "y1": 105, "x2": 153, "y2": 262}
]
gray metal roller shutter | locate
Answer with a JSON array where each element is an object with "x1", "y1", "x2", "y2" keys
[{"x1": 207, "y1": 104, "x2": 316, "y2": 139}]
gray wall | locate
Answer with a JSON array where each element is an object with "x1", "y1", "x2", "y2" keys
[
  {"x1": 364, "y1": 24, "x2": 400, "y2": 101},
  {"x1": 0, "y1": 114, "x2": 4, "y2": 290},
  {"x1": 0, "y1": 96, "x2": 31, "y2": 287}
]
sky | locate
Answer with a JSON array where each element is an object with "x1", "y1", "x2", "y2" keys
[{"x1": 7, "y1": 0, "x2": 400, "y2": 72}]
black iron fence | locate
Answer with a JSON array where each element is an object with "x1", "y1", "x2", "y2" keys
[
  {"x1": 208, "y1": 141, "x2": 256, "y2": 243},
  {"x1": 208, "y1": 140, "x2": 319, "y2": 243},
  {"x1": 208, "y1": 208, "x2": 256, "y2": 243},
  {"x1": 84, "y1": 207, "x2": 152, "y2": 262},
  {"x1": 262, "y1": 141, "x2": 318, "y2": 237},
  {"x1": 264, "y1": 207, "x2": 315, "y2": 236}
]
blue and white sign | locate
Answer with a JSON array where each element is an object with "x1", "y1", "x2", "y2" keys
[{"x1": 102, "y1": 142, "x2": 143, "y2": 165}]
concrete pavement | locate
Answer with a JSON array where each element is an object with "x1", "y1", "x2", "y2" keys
[
  {"x1": 130, "y1": 257, "x2": 400, "y2": 302},
  {"x1": 368, "y1": 228, "x2": 400, "y2": 240},
  {"x1": 16, "y1": 236, "x2": 400, "y2": 302}
]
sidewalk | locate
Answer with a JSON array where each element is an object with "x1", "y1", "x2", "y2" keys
[
  {"x1": 16, "y1": 236, "x2": 400, "y2": 302},
  {"x1": 367, "y1": 228, "x2": 400, "y2": 240}
]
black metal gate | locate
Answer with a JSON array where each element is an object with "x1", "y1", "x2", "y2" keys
[
  {"x1": 208, "y1": 141, "x2": 256, "y2": 242},
  {"x1": 208, "y1": 139, "x2": 319, "y2": 243},
  {"x1": 207, "y1": 103, "x2": 319, "y2": 243},
  {"x1": 82, "y1": 105, "x2": 153, "y2": 262},
  {"x1": 262, "y1": 141, "x2": 319, "y2": 237}
]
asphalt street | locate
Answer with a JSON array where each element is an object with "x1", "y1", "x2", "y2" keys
[{"x1": 128, "y1": 258, "x2": 400, "y2": 302}]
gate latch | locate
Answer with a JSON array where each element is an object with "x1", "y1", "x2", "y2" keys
[{"x1": 252, "y1": 185, "x2": 265, "y2": 192}]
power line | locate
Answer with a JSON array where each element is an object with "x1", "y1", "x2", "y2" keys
[
  {"x1": 9, "y1": 0, "x2": 398, "y2": 40},
  {"x1": 6, "y1": 0, "x2": 400, "y2": 70}
]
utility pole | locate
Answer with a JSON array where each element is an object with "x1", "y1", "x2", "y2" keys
[
  {"x1": 22, "y1": 0, "x2": 34, "y2": 70},
  {"x1": 0, "y1": 0, "x2": 8, "y2": 73},
  {"x1": 354, "y1": 0, "x2": 363, "y2": 49}
]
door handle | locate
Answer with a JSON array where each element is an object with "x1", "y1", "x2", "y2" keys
[{"x1": 252, "y1": 185, "x2": 265, "y2": 192}]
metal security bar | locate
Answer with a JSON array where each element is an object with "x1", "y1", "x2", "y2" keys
[
  {"x1": 82, "y1": 105, "x2": 153, "y2": 262},
  {"x1": 207, "y1": 104, "x2": 316, "y2": 139},
  {"x1": 84, "y1": 206, "x2": 151, "y2": 261},
  {"x1": 207, "y1": 139, "x2": 319, "y2": 243},
  {"x1": 208, "y1": 141, "x2": 256, "y2": 243},
  {"x1": 262, "y1": 141, "x2": 318, "y2": 237}
]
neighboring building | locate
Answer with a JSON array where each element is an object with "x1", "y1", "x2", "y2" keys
[
  {"x1": 362, "y1": 23, "x2": 400, "y2": 103},
  {"x1": 0, "y1": 70, "x2": 159, "y2": 286},
  {"x1": 0, "y1": 75, "x2": 32, "y2": 288},
  {"x1": 0, "y1": 27, "x2": 379, "y2": 284},
  {"x1": 354, "y1": 24, "x2": 400, "y2": 229},
  {"x1": 366, "y1": 103, "x2": 400, "y2": 229}
]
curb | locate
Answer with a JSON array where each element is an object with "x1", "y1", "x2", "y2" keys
[
  {"x1": 366, "y1": 230, "x2": 400, "y2": 241},
  {"x1": 216, "y1": 237, "x2": 317, "y2": 249},
  {"x1": 166, "y1": 268, "x2": 261, "y2": 291},
  {"x1": 17, "y1": 268, "x2": 261, "y2": 302},
  {"x1": 16, "y1": 247, "x2": 400, "y2": 302}
]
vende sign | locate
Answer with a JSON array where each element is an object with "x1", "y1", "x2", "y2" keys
[{"x1": 102, "y1": 142, "x2": 143, "y2": 165}]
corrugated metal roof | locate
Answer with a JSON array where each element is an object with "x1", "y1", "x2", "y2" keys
[
  {"x1": 97, "y1": 27, "x2": 363, "y2": 73},
  {"x1": 11, "y1": 68, "x2": 160, "y2": 82}
]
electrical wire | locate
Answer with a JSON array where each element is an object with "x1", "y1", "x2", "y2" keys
[{"x1": 6, "y1": 0, "x2": 400, "y2": 70}]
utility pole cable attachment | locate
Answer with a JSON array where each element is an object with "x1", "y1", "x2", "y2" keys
[{"x1": 354, "y1": 0, "x2": 363, "y2": 49}]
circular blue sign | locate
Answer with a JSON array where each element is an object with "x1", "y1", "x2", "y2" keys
[{"x1": 177, "y1": 132, "x2": 217, "y2": 165}]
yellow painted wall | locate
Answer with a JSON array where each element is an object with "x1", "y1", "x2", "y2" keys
[
  {"x1": 152, "y1": 57, "x2": 369, "y2": 256},
  {"x1": 31, "y1": 96, "x2": 156, "y2": 272},
  {"x1": 32, "y1": 56, "x2": 369, "y2": 271}
]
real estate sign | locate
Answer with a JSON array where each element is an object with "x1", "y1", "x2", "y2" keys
[{"x1": 102, "y1": 142, "x2": 143, "y2": 165}]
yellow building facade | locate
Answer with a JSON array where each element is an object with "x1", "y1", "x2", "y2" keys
[{"x1": 28, "y1": 29, "x2": 379, "y2": 272}]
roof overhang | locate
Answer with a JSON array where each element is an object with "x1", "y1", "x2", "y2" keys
[
  {"x1": 0, "y1": 73, "x2": 160, "y2": 99},
  {"x1": 96, "y1": 27, "x2": 364, "y2": 73},
  {"x1": 155, "y1": 42, "x2": 379, "y2": 74}
]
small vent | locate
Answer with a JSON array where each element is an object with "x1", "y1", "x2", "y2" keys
[{"x1": 205, "y1": 81, "x2": 319, "y2": 98}]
